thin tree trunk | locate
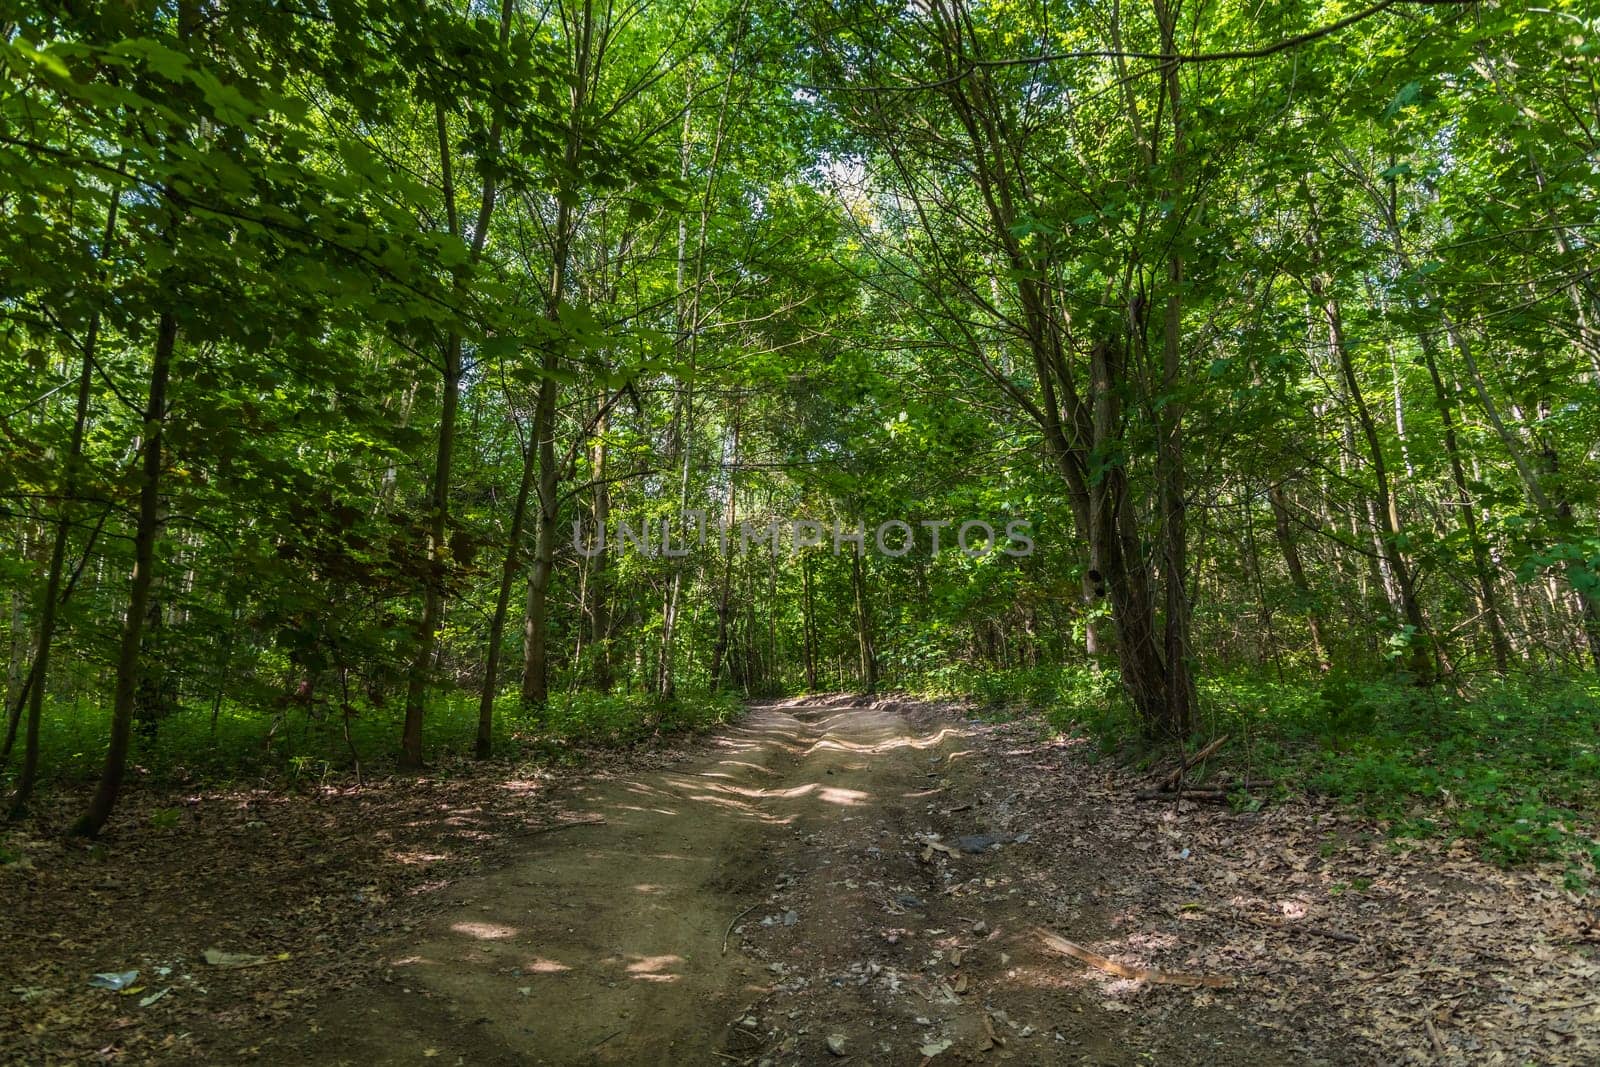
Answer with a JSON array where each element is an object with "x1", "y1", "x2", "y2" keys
[
  {"x1": 707, "y1": 407, "x2": 741, "y2": 689},
  {"x1": 10, "y1": 195, "x2": 119, "y2": 815},
  {"x1": 1154, "y1": 0, "x2": 1194, "y2": 737},
  {"x1": 1303, "y1": 181, "x2": 1434, "y2": 680},
  {"x1": 800, "y1": 551, "x2": 817, "y2": 691},
  {"x1": 73, "y1": 311, "x2": 177, "y2": 837},
  {"x1": 1268, "y1": 485, "x2": 1331, "y2": 672},
  {"x1": 587, "y1": 409, "x2": 613, "y2": 692},
  {"x1": 522, "y1": 1, "x2": 594, "y2": 707},
  {"x1": 475, "y1": 434, "x2": 535, "y2": 757},
  {"x1": 1415, "y1": 326, "x2": 1512, "y2": 672},
  {"x1": 850, "y1": 543, "x2": 877, "y2": 692},
  {"x1": 404, "y1": 0, "x2": 512, "y2": 765}
]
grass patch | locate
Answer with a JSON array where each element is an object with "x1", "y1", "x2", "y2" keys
[
  {"x1": 908, "y1": 662, "x2": 1600, "y2": 884},
  {"x1": 0, "y1": 685, "x2": 742, "y2": 791}
]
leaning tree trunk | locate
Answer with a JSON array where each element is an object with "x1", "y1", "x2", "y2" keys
[{"x1": 1303, "y1": 181, "x2": 1434, "y2": 682}]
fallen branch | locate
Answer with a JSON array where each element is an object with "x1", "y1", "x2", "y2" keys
[
  {"x1": 1161, "y1": 734, "x2": 1230, "y2": 789},
  {"x1": 1135, "y1": 788, "x2": 1232, "y2": 803},
  {"x1": 1247, "y1": 914, "x2": 1361, "y2": 945},
  {"x1": 1301, "y1": 923, "x2": 1360, "y2": 944},
  {"x1": 516, "y1": 816, "x2": 606, "y2": 837},
  {"x1": 723, "y1": 902, "x2": 761, "y2": 955},
  {"x1": 1034, "y1": 927, "x2": 1233, "y2": 989},
  {"x1": 1424, "y1": 1016, "x2": 1446, "y2": 1060},
  {"x1": 1136, "y1": 779, "x2": 1277, "y2": 800}
]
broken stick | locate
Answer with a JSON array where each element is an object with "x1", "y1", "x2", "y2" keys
[
  {"x1": 1161, "y1": 734, "x2": 1230, "y2": 790},
  {"x1": 722, "y1": 902, "x2": 761, "y2": 955},
  {"x1": 516, "y1": 816, "x2": 606, "y2": 837},
  {"x1": 1034, "y1": 927, "x2": 1233, "y2": 989}
]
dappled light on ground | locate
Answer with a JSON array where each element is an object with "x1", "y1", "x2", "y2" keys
[
  {"x1": 449, "y1": 920, "x2": 520, "y2": 941},
  {"x1": 279, "y1": 696, "x2": 1585, "y2": 1066},
  {"x1": 521, "y1": 956, "x2": 571, "y2": 974},
  {"x1": 620, "y1": 953, "x2": 684, "y2": 983}
]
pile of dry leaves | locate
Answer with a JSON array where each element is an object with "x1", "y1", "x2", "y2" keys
[{"x1": 973, "y1": 720, "x2": 1600, "y2": 1064}]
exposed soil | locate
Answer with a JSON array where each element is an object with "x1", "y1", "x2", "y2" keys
[
  {"x1": 276, "y1": 697, "x2": 1344, "y2": 1065},
  {"x1": 5, "y1": 696, "x2": 1597, "y2": 1065}
]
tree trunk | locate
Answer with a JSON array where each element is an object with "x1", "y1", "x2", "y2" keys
[
  {"x1": 587, "y1": 412, "x2": 614, "y2": 692},
  {"x1": 10, "y1": 194, "x2": 119, "y2": 815},
  {"x1": 520, "y1": 372, "x2": 560, "y2": 707},
  {"x1": 850, "y1": 546, "x2": 877, "y2": 692},
  {"x1": 475, "y1": 432, "x2": 536, "y2": 758},
  {"x1": 73, "y1": 311, "x2": 177, "y2": 837},
  {"x1": 402, "y1": 0, "x2": 512, "y2": 764},
  {"x1": 1415, "y1": 327, "x2": 1512, "y2": 672},
  {"x1": 1268, "y1": 485, "x2": 1331, "y2": 672},
  {"x1": 520, "y1": 1, "x2": 593, "y2": 707},
  {"x1": 800, "y1": 552, "x2": 818, "y2": 691},
  {"x1": 1303, "y1": 181, "x2": 1434, "y2": 681}
]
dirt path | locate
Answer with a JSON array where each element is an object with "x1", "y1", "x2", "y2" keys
[
  {"x1": 6, "y1": 695, "x2": 1592, "y2": 1064},
  {"x1": 286, "y1": 697, "x2": 1321, "y2": 1066}
]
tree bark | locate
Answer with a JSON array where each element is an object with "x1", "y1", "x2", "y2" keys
[
  {"x1": 73, "y1": 311, "x2": 177, "y2": 837},
  {"x1": 850, "y1": 545, "x2": 877, "y2": 693},
  {"x1": 10, "y1": 194, "x2": 119, "y2": 815},
  {"x1": 521, "y1": 1, "x2": 593, "y2": 707},
  {"x1": 1268, "y1": 485, "x2": 1332, "y2": 672},
  {"x1": 1302, "y1": 180, "x2": 1435, "y2": 681}
]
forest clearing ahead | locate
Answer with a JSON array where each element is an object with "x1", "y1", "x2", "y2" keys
[{"x1": 4, "y1": 697, "x2": 1597, "y2": 1065}]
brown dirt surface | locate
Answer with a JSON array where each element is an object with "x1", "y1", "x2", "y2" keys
[{"x1": 4, "y1": 696, "x2": 1597, "y2": 1065}]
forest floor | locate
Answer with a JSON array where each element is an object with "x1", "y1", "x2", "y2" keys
[{"x1": 3, "y1": 695, "x2": 1598, "y2": 1065}]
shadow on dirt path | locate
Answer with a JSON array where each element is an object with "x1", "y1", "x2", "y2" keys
[{"x1": 287, "y1": 696, "x2": 1322, "y2": 1065}]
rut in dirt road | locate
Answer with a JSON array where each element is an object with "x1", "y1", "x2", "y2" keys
[{"x1": 291, "y1": 697, "x2": 1309, "y2": 1066}]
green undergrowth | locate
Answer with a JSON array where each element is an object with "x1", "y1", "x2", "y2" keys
[
  {"x1": 0, "y1": 686, "x2": 741, "y2": 793},
  {"x1": 911, "y1": 662, "x2": 1600, "y2": 886}
]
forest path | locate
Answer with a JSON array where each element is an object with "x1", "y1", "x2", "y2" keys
[{"x1": 290, "y1": 696, "x2": 1308, "y2": 1065}]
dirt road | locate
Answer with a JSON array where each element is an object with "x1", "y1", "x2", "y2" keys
[{"x1": 286, "y1": 696, "x2": 1325, "y2": 1065}]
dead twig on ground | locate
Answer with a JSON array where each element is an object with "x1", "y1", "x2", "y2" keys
[
  {"x1": 1161, "y1": 733, "x2": 1230, "y2": 790},
  {"x1": 1035, "y1": 927, "x2": 1234, "y2": 989},
  {"x1": 723, "y1": 902, "x2": 761, "y2": 955},
  {"x1": 516, "y1": 816, "x2": 606, "y2": 837},
  {"x1": 1425, "y1": 1016, "x2": 1446, "y2": 1059}
]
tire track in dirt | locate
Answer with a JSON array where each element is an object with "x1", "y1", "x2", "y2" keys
[{"x1": 286, "y1": 697, "x2": 1314, "y2": 1065}]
